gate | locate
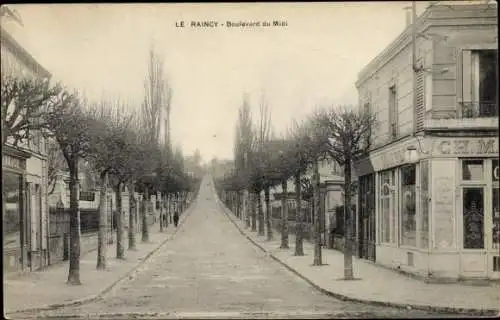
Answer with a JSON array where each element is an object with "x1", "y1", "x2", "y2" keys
[{"x1": 48, "y1": 206, "x2": 70, "y2": 265}]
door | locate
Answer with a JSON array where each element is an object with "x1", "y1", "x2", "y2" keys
[
  {"x1": 358, "y1": 174, "x2": 376, "y2": 262},
  {"x1": 488, "y1": 159, "x2": 500, "y2": 279},
  {"x1": 461, "y1": 186, "x2": 487, "y2": 277}
]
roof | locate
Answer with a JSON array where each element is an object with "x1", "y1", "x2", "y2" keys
[
  {"x1": 0, "y1": 25, "x2": 51, "y2": 79},
  {"x1": 355, "y1": 3, "x2": 497, "y2": 88}
]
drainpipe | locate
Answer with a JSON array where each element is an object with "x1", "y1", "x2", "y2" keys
[{"x1": 411, "y1": 1, "x2": 421, "y2": 134}]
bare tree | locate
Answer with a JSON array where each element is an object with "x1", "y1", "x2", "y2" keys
[
  {"x1": 47, "y1": 138, "x2": 67, "y2": 195},
  {"x1": 43, "y1": 91, "x2": 95, "y2": 285},
  {"x1": 233, "y1": 95, "x2": 254, "y2": 227},
  {"x1": 254, "y1": 94, "x2": 272, "y2": 237},
  {"x1": 86, "y1": 98, "x2": 134, "y2": 265},
  {"x1": 287, "y1": 120, "x2": 311, "y2": 256},
  {"x1": 139, "y1": 45, "x2": 171, "y2": 241},
  {"x1": 312, "y1": 105, "x2": 375, "y2": 280},
  {"x1": 1, "y1": 76, "x2": 63, "y2": 147}
]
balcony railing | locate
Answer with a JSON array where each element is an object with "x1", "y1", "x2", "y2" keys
[{"x1": 460, "y1": 101, "x2": 498, "y2": 118}]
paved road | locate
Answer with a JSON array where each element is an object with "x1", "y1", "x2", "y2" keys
[{"x1": 18, "y1": 177, "x2": 461, "y2": 319}]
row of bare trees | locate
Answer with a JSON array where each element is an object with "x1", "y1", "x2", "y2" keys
[
  {"x1": 2, "y1": 48, "x2": 201, "y2": 285},
  {"x1": 216, "y1": 95, "x2": 374, "y2": 280}
]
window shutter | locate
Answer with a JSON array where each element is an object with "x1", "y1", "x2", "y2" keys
[
  {"x1": 462, "y1": 50, "x2": 472, "y2": 103},
  {"x1": 415, "y1": 68, "x2": 425, "y2": 131}
]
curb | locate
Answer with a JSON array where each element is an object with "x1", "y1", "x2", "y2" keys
[
  {"x1": 7, "y1": 196, "x2": 199, "y2": 316},
  {"x1": 214, "y1": 192, "x2": 499, "y2": 317}
]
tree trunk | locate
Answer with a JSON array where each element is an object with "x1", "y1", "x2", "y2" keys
[
  {"x1": 168, "y1": 193, "x2": 173, "y2": 224},
  {"x1": 67, "y1": 157, "x2": 81, "y2": 285},
  {"x1": 257, "y1": 191, "x2": 264, "y2": 236},
  {"x1": 343, "y1": 158, "x2": 354, "y2": 280},
  {"x1": 265, "y1": 186, "x2": 273, "y2": 241},
  {"x1": 313, "y1": 159, "x2": 323, "y2": 266},
  {"x1": 96, "y1": 172, "x2": 108, "y2": 270},
  {"x1": 236, "y1": 191, "x2": 240, "y2": 218},
  {"x1": 294, "y1": 173, "x2": 304, "y2": 256},
  {"x1": 159, "y1": 193, "x2": 164, "y2": 232},
  {"x1": 115, "y1": 182, "x2": 124, "y2": 259},
  {"x1": 244, "y1": 190, "x2": 251, "y2": 228},
  {"x1": 251, "y1": 192, "x2": 257, "y2": 231},
  {"x1": 141, "y1": 187, "x2": 150, "y2": 243},
  {"x1": 280, "y1": 180, "x2": 289, "y2": 249},
  {"x1": 128, "y1": 182, "x2": 137, "y2": 251}
]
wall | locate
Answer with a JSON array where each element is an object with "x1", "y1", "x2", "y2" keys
[
  {"x1": 357, "y1": 33, "x2": 432, "y2": 148},
  {"x1": 357, "y1": 4, "x2": 497, "y2": 148}
]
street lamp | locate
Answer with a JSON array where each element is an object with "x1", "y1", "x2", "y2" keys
[
  {"x1": 405, "y1": 136, "x2": 430, "y2": 165},
  {"x1": 405, "y1": 145, "x2": 419, "y2": 164}
]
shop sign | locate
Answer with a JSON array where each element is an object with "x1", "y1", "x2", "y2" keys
[
  {"x1": 432, "y1": 138, "x2": 499, "y2": 157},
  {"x1": 371, "y1": 148, "x2": 407, "y2": 172},
  {"x1": 2, "y1": 154, "x2": 25, "y2": 170}
]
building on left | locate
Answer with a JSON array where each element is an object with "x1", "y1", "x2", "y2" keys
[{"x1": 2, "y1": 25, "x2": 51, "y2": 273}]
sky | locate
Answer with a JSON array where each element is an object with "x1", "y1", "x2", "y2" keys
[{"x1": 2, "y1": 2, "x2": 433, "y2": 164}]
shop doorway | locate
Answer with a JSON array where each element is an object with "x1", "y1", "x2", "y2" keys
[
  {"x1": 358, "y1": 174, "x2": 376, "y2": 262},
  {"x1": 460, "y1": 158, "x2": 500, "y2": 279}
]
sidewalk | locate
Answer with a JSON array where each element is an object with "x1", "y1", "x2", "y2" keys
[
  {"x1": 217, "y1": 201, "x2": 500, "y2": 316},
  {"x1": 4, "y1": 205, "x2": 194, "y2": 315}
]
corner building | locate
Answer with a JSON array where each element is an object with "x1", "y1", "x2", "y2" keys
[{"x1": 354, "y1": 3, "x2": 498, "y2": 281}]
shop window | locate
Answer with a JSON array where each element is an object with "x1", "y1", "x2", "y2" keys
[
  {"x1": 379, "y1": 169, "x2": 396, "y2": 244},
  {"x1": 3, "y1": 172, "x2": 22, "y2": 250},
  {"x1": 400, "y1": 164, "x2": 416, "y2": 247},
  {"x1": 463, "y1": 187, "x2": 484, "y2": 249},
  {"x1": 492, "y1": 159, "x2": 499, "y2": 251},
  {"x1": 419, "y1": 160, "x2": 430, "y2": 249},
  {"x1": 462, "y1": 159, "x2": 484, "y2": 181}
]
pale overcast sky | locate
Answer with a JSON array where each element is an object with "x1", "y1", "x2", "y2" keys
[{"x1": 3, "y1": 2, "x2": 432, "y2": 163}]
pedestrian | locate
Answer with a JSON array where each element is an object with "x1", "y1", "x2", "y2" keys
[
  {"x1": 173, "y1": 211, "x2": 179, "y2": 228},
  {"x1": 162, "y1": 214, "x2": 167, "y2": 227}
]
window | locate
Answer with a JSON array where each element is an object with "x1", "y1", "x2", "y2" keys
[
  {"x1": 420, "y1": 160, "x2": 430, "y2": 249},
  {"x1": 462, "y1": 159, "x2": 484, "y2": 181},
  {"x1": 389, "y1": 85, "x2": 398, "y2": 139},
  {"x1": 363, "y1": 101, "x2": 371, "y2": 115},
  {"x1": 474, "y1": 50, "x2": 498, "y2": 115},
  {"x1": 463, "y1": 187, "x2": 484, "y2": 249},
  {"x1": 492, "y1": 159, "x2": 499, "y2": 251},
  {"x1": 379, "y1": 169, "x2": 396, "y2": 244},
  {"x1": 3, "y1": 172, "x2": 22, "y2": 250},
  {"x1": 400, "y1": 165, "x2": 416, "y2": 247},
  {"x1": 463, "y1": 49, "x2": 498, "y2": 118}
]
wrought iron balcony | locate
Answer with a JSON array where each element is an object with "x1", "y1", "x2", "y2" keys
[{"x1": 460, "y1": 101, "x2": 498, "y2": 118}]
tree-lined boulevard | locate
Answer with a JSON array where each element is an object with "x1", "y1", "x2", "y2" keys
[
  {"x1": 10, "y1": 176, "x2": 463, "y2": 319},
  {"x1": 3, "y1": 3, "x2": 499, "y2": 319}
]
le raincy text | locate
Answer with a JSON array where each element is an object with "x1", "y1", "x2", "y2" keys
[{"x1": 175, "y1": 20, "x2": 288, "y2": 28}]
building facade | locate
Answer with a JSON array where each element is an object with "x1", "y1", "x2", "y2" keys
[
  {"x1": 2, "y1": 26, "x2": 51, "y2": 273},
  {"x1": 354, "y1": 3, "x2": 498, "y2": 281}
]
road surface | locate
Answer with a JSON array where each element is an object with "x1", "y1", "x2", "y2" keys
[{"x1": 15, "y1": 177, "x2": 462, "y2": 319}]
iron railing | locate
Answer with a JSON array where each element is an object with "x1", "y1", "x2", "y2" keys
[{"x1": 460, "y1": 101, "x2": 498, "y2": 118}]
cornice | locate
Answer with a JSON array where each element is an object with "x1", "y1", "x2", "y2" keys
[{"x1": 2, "y1": 144, "x2": 32, "y2": 159}]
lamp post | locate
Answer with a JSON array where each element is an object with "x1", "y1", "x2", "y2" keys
[{"x1": 405, "y1": 145, "x2": 419, "y2": 164}]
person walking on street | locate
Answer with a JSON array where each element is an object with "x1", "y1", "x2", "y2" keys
[{"x1": 173, "y1": 211, "x2": 179, "y2": 228}]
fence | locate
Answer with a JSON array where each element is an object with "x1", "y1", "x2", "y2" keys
[{"x1": 48, "y1": 207, "x2": 117, "y2": 265}]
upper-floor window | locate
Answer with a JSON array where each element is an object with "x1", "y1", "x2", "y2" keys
[
  {"x1": 388, "y1": 85, "x2": 398, "y2": 139},
  {"x1": 463, "y1": 49, "x2": 498, "y2": 118},
  {"x1": 363, "y1": 101, "x2": 371, "y2": 115}
]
